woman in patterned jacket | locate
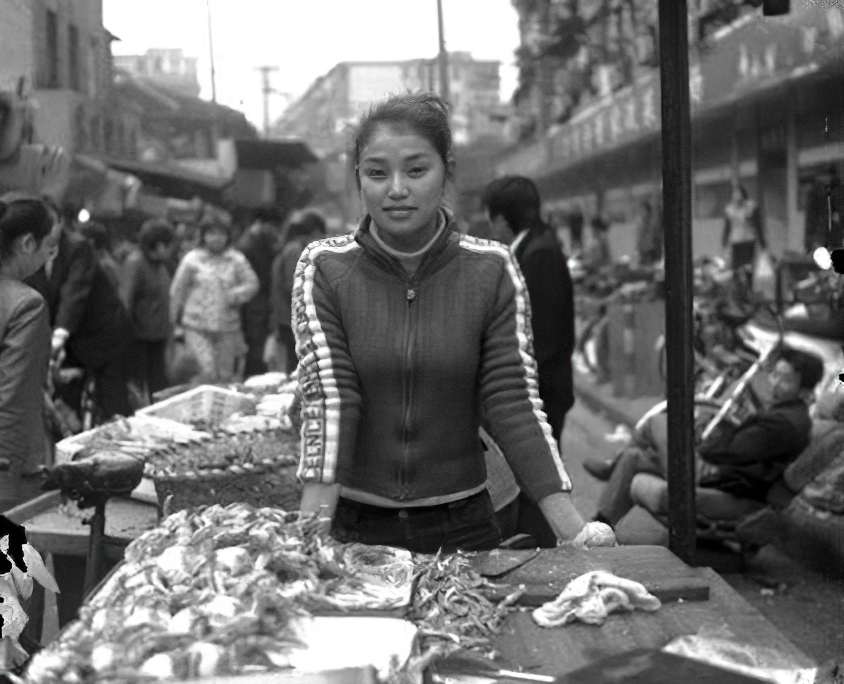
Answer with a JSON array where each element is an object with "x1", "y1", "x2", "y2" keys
[
  {"x1": 292, "y1": 92, "x2": 614, "y2": 552},
  {"x1": 170, "y1": 218, "x2": 259, "y2": 383}
]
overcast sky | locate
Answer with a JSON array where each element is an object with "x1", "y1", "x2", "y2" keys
[{"x1": 103, "y1": 0, "x2": 521, "y2": 129}]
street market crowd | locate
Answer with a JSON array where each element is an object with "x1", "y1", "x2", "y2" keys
[{"x1": 0, "y1": 89, "x2": 838, "y2": 567}]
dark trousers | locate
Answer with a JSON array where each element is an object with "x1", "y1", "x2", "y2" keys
[
  {"x1": 278, "y1": 324, "x2": 297, "y2": 374},
  {"x1": 242, "y1": 299, "x2": 269, "y2": 378},
  {"x1": 60, "y1": 350, "x2": 132, "y2": 420},
  {"x1": 331, "y1": 490, "x2": 503, "y2": 553},
  {"x1": 597, "y1": 446, "x2": 665, "y2": 526},
  {"x1": 129, "y1": 339, "x2": 169, "y2": 396}
]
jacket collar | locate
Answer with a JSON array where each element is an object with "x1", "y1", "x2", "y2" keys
[{"x1": 355, "y1": 208, "x2": 457, "y2": 282}]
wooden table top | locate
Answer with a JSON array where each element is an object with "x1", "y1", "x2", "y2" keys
[
  {"x1": 491, "y1": 546, "x2": 815, "y2": 676},
  {"x1": 5, "y1": 491, "x2": 159, "y2": 557}
]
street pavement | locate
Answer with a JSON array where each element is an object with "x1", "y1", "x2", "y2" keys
[{"x1": 564, "y1": 394, "x2": 844, "y2": 664}]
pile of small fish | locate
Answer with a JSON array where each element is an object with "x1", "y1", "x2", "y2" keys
[
  {"x1": 408, "y1": 553, "x2": 524, "y2": 655},
  {"x1": 25, "y1": 504, "x2": 414, "y2": 684},
  {"x1": 143, "y1": 427, "x2": 299, "y2": 480}
]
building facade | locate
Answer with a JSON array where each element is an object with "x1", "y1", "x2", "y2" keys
[
  {"x1": 0, "y1": 0, "x2": 139, "y2": 158},
  {"x1": 113, "y1": 49, "x2": 201, "y2": 98},
  {"x1": 497, "y1": 5, "x2": 844, "y2": 262},
  {"x1": 273, "y1": 53, "x2": 507, "y2": 222}
]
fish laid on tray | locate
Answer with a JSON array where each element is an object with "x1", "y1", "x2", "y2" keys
[{"x1": 24, "y1": 503, "x2": 415, "y2": 684}]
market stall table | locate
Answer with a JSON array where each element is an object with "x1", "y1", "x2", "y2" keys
[
  {"x1": 5, "y1": 490, "x2": 159, "y2": 636},
  {"x1": 488, "y1": 546, "x2": 815, "y2": 677}
]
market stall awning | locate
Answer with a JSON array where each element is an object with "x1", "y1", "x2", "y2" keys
[
  {"x1": 102, "y1": 157, "x2": 232, "y2": 203},
  {"x1": 233, "y1": 139, "x2": 319, "y2": 169},
  {"x1": 64, "y1": 154, "x2": 142, "y2": 218}
]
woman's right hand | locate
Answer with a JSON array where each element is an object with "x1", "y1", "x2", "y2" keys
[{"x1": 300, "y1": 483, "x2": 341, "y2": 537}]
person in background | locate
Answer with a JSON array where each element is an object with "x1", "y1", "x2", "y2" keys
[
  {"x1": 170, "y1": 218, "x2": 259, "y2": 384},
  {"x1": 237, "y1": 207, "x2": 283, "y2": 377},
  {"x1": 25, "y1": 201, "x2": 133, "y2": 420},
  {"x1": 482, "y1": 176, "x2": 576, "y2": 547},
  {"x1": 0, "y1": 197, "x2": 61, "y2": 512},
  {"x1": 120, "y1": 219, "x2": 174, "y2": 401},
  {"x1": 269, "y1": 209, "x2": 326, "y2": 373},
  {"x1": 78, "y1": 221, "x2": 122, "y2": 290},
  {"x1": 582, "y1": 216, "x2": 612, "y2": 274},
  {"x1": 635, "y1": 198, "x2": 663, "y2": 268},
  {"x1": 590, "y1": 347, "x2": 824, "y2": 528},
  {"x1": 295, "y1": 92, "x2": 611, "y2": 551},
  {"x1": 723, "y1": 184, "x2": 764, "y2": 270},
  {"x1": 567, "y1": 209, "x2": 584, "y2": 255}
]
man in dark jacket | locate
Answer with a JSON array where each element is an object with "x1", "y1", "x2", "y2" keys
[
  {"x1": 25, "y1": 210, "x2": 132, "y2": 419},
  {"x1": 238, "y1": 208, "x2": 283, "y2": 377},
  {"x1": 483, "y1": 176, "x2": 576, "y2": 546}
]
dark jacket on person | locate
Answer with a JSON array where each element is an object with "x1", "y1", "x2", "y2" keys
[
  {"x1": 119, "y1": 248, "x2": 171, "y2": 342},
  {"x1": 0, "y1": 279, "x2": 51, "y2": 473},
  {"x1": 697, "y1": 397, "x2": 812, "y2": 501},
  {"x1": 270, "y1": 237, "x2": 309, "y2": 335},
  {"x1": 25, "y1": 228, "x2": 131, "y2": 368},
  {"x1": 292, "y1": 212, "x2": 571, "y2": 505},
  {"x1": 512, "y1": 224, "x2": 575, "y2": 436}
]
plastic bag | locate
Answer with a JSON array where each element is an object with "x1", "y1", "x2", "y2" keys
[
  {"x1": 165, "y1": 337, "x2": 200, "y2": 386},
  {"x1": 753, "y1": 250, "x2": 776, "y2": 300}
]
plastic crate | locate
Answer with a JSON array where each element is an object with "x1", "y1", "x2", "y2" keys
[{"x1": 138, "y1": 384, "x2": 257, "y2": 425}]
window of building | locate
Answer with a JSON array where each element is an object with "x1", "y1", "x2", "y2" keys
[
  {"x1": 46, "y1": 10, "x2": 59, "y2": 88},
  {"x1": 69, "y1": 24, "x2": 80, "y2": 91}
]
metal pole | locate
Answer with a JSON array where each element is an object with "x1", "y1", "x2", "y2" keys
[
  {"x1": 206, "y1": 0, "x2": 217, "y2": 103},
  {"x1": 658, "y1": 0, "x2": 696, "y2": 562},
  {"x1": 436, "y1": 0, "x2": 450, "y2": 104},
  {"x1": 257, "y1": 66, "x2": 279, "y2": 138}
]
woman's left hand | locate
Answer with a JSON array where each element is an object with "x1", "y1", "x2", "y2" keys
[{"x1": 564, "y1": 521, "x2": 617, "y2": 549}]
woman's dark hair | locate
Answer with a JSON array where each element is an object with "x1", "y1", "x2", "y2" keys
[
  {"x1": 199, "y1": 219, "x2": 231, "y2": 247},
  {"x1": 78, "y1": 221, "x2": 111, "y2": 251},
  {"x1": 0, "y1": 198, "x2": 53, "y2": 264},
  {"x1": 482, "y1": 176, "x2": 543, "y2": 233},
  {"x1": 779, "y1": 348, "x2": 825, "y2": 391},
  {"x1": 139, "y1": 219, "x2": 174, "y2": 253},
  {"x1": 285, "y1": 210, "x2": 327, "y2": 242},
  {"x1": 353, "y1": 92, "x2": 455, "y2": 190}
]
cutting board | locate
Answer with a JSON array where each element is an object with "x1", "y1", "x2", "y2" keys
[{"x1": 476, "y1": 546, "x2": 710, "y2": 605}]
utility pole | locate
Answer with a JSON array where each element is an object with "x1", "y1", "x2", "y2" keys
[
  {"x1": 658, "y1": 0, "x2": 696, "y2": 563},
  {"x1": 256, "y1": 66, "x2": 279, "y2": 137},
  {"x1": 436, "y1": 0, "x2": 450, "y2": 105},
  {"x1": 206, "y1": 0, "x2": 217, "y2": 102}
]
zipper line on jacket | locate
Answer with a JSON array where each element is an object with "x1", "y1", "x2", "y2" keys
[{"x1": 401, "y1": 284, "x2": 417, "y2": 499}]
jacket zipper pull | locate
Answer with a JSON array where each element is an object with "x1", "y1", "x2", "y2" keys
[{"x1": 407, "y1": 289, "x2": 416, "y2": 302}]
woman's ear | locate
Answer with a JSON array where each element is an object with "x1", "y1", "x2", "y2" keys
[{"x1": 18, "y1": 233, "x2": 36, "y2": 254}]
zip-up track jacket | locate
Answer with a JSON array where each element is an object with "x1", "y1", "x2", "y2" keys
[{"x1": 291, "y1": 213, "x2": 571, "y2": 504}]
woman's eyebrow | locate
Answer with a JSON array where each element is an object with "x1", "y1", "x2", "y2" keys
[{"x1": 361, "y1": 152, "x2": 433, "y2": 164}]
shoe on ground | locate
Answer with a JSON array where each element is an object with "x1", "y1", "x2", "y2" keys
[{"x1": 583, "y1": 457, "x2": 616, "y2": 481}]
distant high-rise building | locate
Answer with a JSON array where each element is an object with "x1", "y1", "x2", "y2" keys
[{"x1": 113, "y1": 49, "x2": 201, "y2": 98}]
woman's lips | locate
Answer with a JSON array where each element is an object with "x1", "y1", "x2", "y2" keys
[{"x1": 383, "y1": 207, "x2": 416, "y2": 219}]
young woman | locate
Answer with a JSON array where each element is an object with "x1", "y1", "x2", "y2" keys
[
  {"x1": 169, "y1": 219, "x2": 259, "y2": 383},
  {"x1": 293, "y1": 93, "x2": 612, "y2": 552},
  {"x1": 120, "y1": 219, "x2": 175, "y2": 399},
  {"x1": 0, "y1": 197, "x2": 61, "y2": 511}
]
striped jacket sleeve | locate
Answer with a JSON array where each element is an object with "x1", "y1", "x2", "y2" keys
[
  {"x1": 291, "y1": 238, "x2": 362, "y2": 484},
  {"x1": 476, "y1": 242, "x2": 572, "y2": 502}
]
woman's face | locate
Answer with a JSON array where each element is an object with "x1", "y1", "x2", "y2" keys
[
  {"x1": 358, "y1": 124, "x2": 446, "y2": 249},
  {"x1": 203, "y1": 226, "x2": 228, "y2": 254}
]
